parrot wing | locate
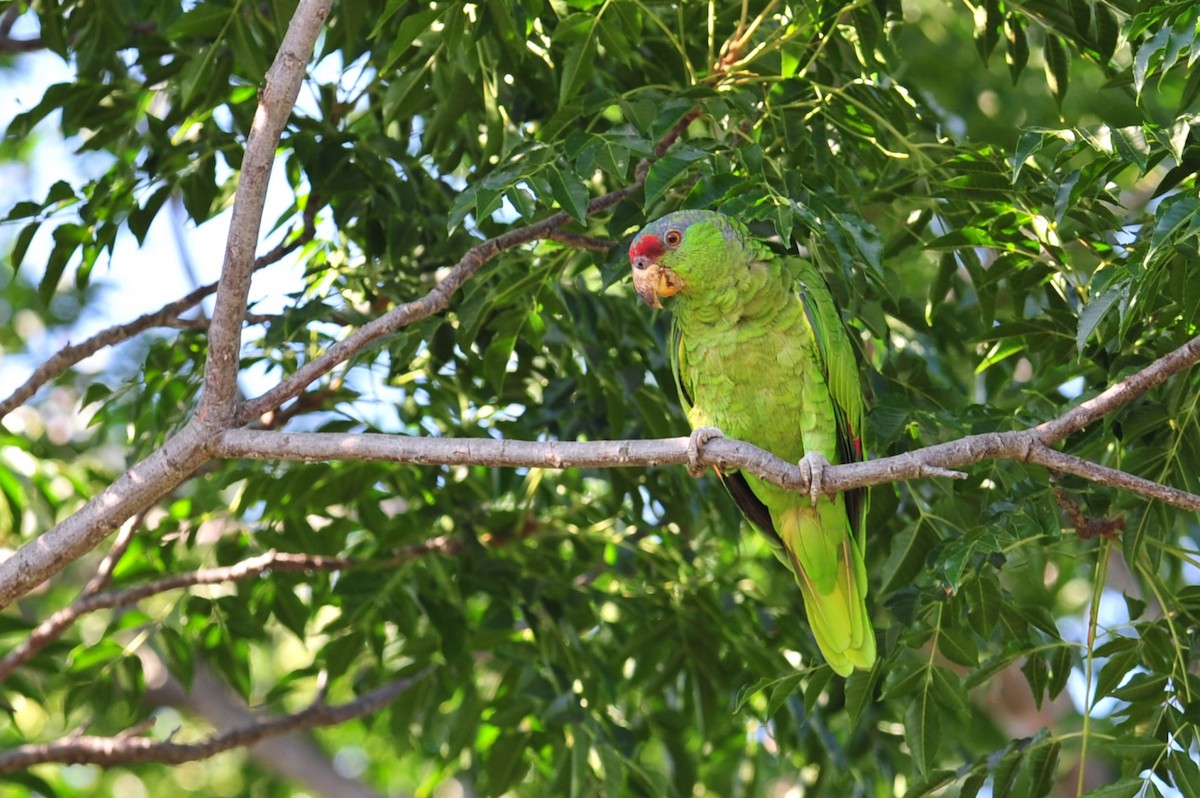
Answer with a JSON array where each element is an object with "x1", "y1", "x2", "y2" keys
[{"x1": 792, "y1": 258, "x2": 868, "y2": 545}]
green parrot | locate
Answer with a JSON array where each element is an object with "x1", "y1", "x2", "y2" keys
[{"x1": 629, "y1": 209, "x2": 875, "y2": 676}]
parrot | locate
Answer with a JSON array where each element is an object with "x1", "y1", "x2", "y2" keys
[{"x1": 628, "y1": 209, "x2": 875, "y2": 676}]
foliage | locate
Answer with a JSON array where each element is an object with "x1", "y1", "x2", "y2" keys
[{"x1": 2, "y1": 0, "x2": 1200, "y2": 796}]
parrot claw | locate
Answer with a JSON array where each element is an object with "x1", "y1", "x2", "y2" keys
[
  {"x1": 797, "y1": 451, "x2": 832, "y2": 506},
  {"x1": 686, "y1": 426, "x2": 724, "y2": 477}
]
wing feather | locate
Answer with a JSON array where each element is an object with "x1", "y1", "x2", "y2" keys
[{"x1": 791, "y1": 258, "x2": 868, "y2": 542}]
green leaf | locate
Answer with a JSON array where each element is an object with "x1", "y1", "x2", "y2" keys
[
  {"x1": 1047, "y1": 645, "x2": 1072, "y2": 700},
  {"x1": 1111, "y1": 126, "x2": 1151, "y2": 174},
  {"x1": 40, "y1": 223, "x2": 87, "y2": 303},
  {"x1": 381, "y1": 9, "x2": 440, "y2": 73},
  {"x1": 1024, "y1": 737, "x2": 1061, "y2": 798},
  {"x1": 1103, "y1": 735, "x2": 1164, "y2": 765},
  {"x1": 1124, "y1": 592, "x2": 1147, "y2": 621},
  {"x1": 484, "y1": 322, "x2": 521, "y2": 393},
  {"x1": 991, "y1": 744, "x2": 1024, "y2": 798},
  {"x1": 1095, "y1": 4, "x2": 1119, "y2": 63},
  {"x1": 166, "y1": 4, "x2": 231, "y2": 39},
  {"x1": 1094, "y1": 645, "x2": 1140, "y2": 701},
  {"x1": 965, "y1": 571, "x2": 1001, "y2": 637},
  {"x1": 905, "y1": 673, "x2": 941, "y2": 774},
  {"x1": 960, "y1": 764, "x2": 989, "y2": 798},
  {"x1": 1006, "y1": 14, "x2": 1030, "y2": 84},
  {"x1": 10, "y1": 221, "x2": 40, "y2": 276},
  {"x1": 367, "y1": 0, "x2": 411, "y2": 39},
  {"x1": 748, "y1": 672, "x2": 802, "y2": 719},
  {"x1": 547, "y1": 165, "x2": 590, "y2": 223},
  {"x1": 558, "y1": 28, "x2": 597, "y2": 106},
  {"x1": 487, "y1": 731, "x2": 531, "y2": 795},
  {"x1": 1077, "y1": 281, "x2": 1127, "y2": 353},
  {"x1": 1111, "y1": 672, "x2": 1169, "y2": 703},
  {"x1": 800, "y1": 668, "x2": 831, "y2": 716},
  {"x1": 937, "y1": 626, "x2": 979, "y2": 667},
  {"x1": 1022, "y1": 653, "x2": 1048, "y2": 708},
  {"x1": 907, "y1": 770, "x2": 957, "y2": 797},
  {"x1": 930, "y1": 665, "x2": 970, "y2": 719},
  {"x1": 1170, "y1": 751, "x2": 1200, "y2": 798},
  {"x1": 974, "y1": 0, "x2": 1002, "y2": 63},
  {"x1": 845, "y1": 664, "x2": 880, "y2": 729},
  {"x1": 643, "y1": 156, "x2": 691, "y2": 209},
  {"x1": 1068, "y1": 0, "x2": 1090, "y2": 38},
  {"x1": 45, "y1": 179, "x2": 76, "y2": 205},
  {"x1": 880, "y1": 521, "x2": 938, "y2": 594},
  {"x1": 1081, "y1": 777, "x2": 1148, "y2": 798},
  {"x1": 1043, "y1": 35, "x2": 1070, "y2": 106},
  {"x1": 1134, "y1": 25, "x2": 1172, "y2": 96}
]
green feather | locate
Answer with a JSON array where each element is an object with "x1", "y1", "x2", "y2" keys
[{"x1": 632, "y1": 210, "x2": 876, "y2": 676}]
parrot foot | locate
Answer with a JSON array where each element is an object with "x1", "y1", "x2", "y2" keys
[
  {"x1": 686, "y1": 426, "x2": 724, "y2": 477},
  {"x1": 797, "y1": 451, "x2": 832, "y2": 506}
]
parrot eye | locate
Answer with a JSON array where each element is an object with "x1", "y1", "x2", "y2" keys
[{"x1": 664, "y1": 230, "x2": 682, "y2": 246}]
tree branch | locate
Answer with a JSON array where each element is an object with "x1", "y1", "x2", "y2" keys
[
  {"x1": 0, "y1": 542, "x2": 459, "y2": 684},
  {"x1": 546, "y1": 229, "x2": 616, "y2": 252},
  {"x1": 1035, "y1": 334, "x2": 1200, "y2": 440},
  {"x1": 216, "y1": 333, "x2": 1200, "y2": 514},
  {"x1": 0, "y1": 2, "x2": 331, "y2": 611},
  {"x1": 0, "y1": 670, "x2": 429, "y2": 772},
  {"x1": 235, "y1": 177, "x2": 644, "y2": 426},
  {"x1": 139, "y1": 651, "x2": 393, "y2": 798},
  {"x1": 0, "y1": 4, "x2": 40, "y2": 54},
  {"x1": 208, "y1": 429, "x2": 1200, "y2": 513},
  {"x1": 0, "y1": 200, "x2": 318, "y2": 423},
  {"x1": 197, "y1": 0, "x2": 331, "y2": 423}
]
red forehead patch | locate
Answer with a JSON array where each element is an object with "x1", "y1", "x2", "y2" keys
[{"x1": 629, "y1": 234, "x2": 664, "y2": 261}]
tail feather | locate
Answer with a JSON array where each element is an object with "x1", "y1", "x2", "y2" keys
[{"x1": 781, "y1": 507, "x2": 876, "y2": 676}]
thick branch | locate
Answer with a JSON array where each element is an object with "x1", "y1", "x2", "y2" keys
[
  {"x1": 198, "y1": 0, "x2": 331, "y2": 422},
  {"x1": 217, "y1": 330, "x2": 1200, "y2": 514},
  {"x1": 0, "y1": 2, "x2": 330, "y2": 610},
  {"x1": 214, "y1": 426, "x2": 1200, "y2": 513},
  {"x1": 0, "y1": 431, "x2": 213, "y2": 610},
  {"x1": 0, "y1": 672, "x2": 427, "y2": 772}
]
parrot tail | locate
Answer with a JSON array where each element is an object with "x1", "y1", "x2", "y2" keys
[{"x1": 781, "y1": 509, "x2": 876, "y2": 676}]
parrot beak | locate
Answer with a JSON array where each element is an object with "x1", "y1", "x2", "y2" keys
[{"x1": 631, "y1": 258, "x2": 684, "y2": 309}]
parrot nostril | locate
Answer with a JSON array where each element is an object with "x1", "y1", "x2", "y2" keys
[{"x1": 632, "y1": 257, "x2": 649, "y2": 271}]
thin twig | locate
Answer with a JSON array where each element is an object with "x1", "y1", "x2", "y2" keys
[
  {"x1": 546, "y1": 229, "x2": 616, "y2": 252},
  {"x1": 0, "y1": 670, "x2": 429, "y2": 771},
  {"x1": 81, "y1": 511, "x2": 143, "y2": 597},
  {"x1": 0, "y1": 540, "x2": 459, "y2": 684},
  {"x1": 0, "y1": 200, "x2": 319, "y2": 422}
]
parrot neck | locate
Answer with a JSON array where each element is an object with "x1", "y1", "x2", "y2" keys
[{"x1": 673, "y1": 256, "x2": 791, "y2": 333}]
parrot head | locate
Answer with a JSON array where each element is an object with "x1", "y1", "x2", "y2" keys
[{"x1": 629, "y1": 210, "x2": 751, "y2": 309}]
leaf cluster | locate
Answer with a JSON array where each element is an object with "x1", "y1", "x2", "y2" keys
[{"x1": 3, "y1": 1, "x2": 1200, "y2": 796}]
